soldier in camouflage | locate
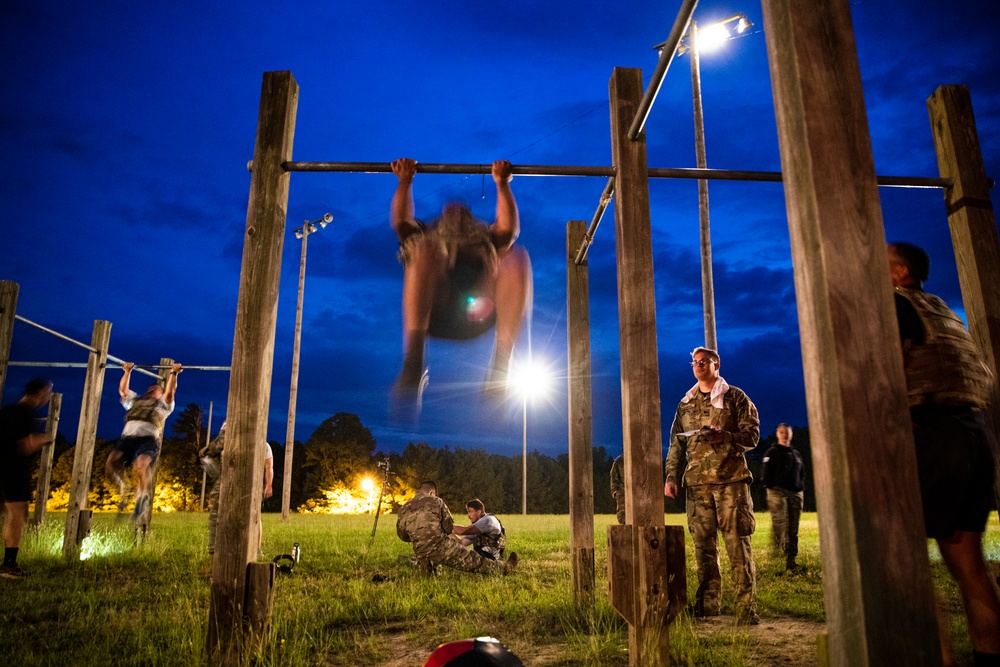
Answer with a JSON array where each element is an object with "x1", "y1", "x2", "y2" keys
[
  {"x1": 452, "y1": 498, "x2": 506, "y2": 560},
  {"x1": 397, "y1": 482, "x2": 517, "y2": 575},
  {"x1": 104, "y1": 361, "x2": 181, "y2": 517},
  {"x1": 664, "y1": 347, "x2": 760, "y2": 626},
  {"x1": 610, "y1": 455, "x2": 625, "y2": 524},
  {"x1": 889, "y1": 242, "x2": 1000, "y2": 663}
]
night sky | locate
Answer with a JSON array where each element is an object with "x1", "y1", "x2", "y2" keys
[{"x1": 2, "y1": 0, "x2": 998, "y2": 459}]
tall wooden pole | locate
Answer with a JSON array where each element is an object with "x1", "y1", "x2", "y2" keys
[
  {"x1": 32, "y1": 392, "x2": 62, "y2": 526},
  {"x1": 608, "y1": 67, "x2": 670, "y2": 667},
  {"x1": 566, "y1": 220, "x2": 595, "y2": 611},
  {"x1": 690, "y1": 22, "x2": 717, "y2": 351},
  {"x1": 0, "y1": 280, "x2": 18, "y2": 400},
  {"x1": 207, "y1": 70, "x2": 297, "y2": 665},
  {"x1": 62, "y1": 320, "x2": 111, "y2": 560},
  {"x1": 200, "y1": 401, "x2": 213, "y2": 512},
  {"x1": 927, "y1": 85, "x2": 1000, "y2": 498},
  {"x1": 760, "y1": 0, "x2": 940, "y2": 664},
  {"x1": 282, "y1": 228, "x2": 310, "y2": 520}
]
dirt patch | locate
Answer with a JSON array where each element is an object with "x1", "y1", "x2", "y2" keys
[{"x1": 690, "y1": 615, "x2": 826, "y2": 667}]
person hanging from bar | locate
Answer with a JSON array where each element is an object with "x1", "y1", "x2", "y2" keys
[
  {"x1": 389, "y1": 158, "x2": 532, "y2": 404},
  {"x1": 104, "y1": 361, "x2": 181, "y2": 519}
]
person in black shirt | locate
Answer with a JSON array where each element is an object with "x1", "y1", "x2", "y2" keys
[
  {"x1": 0, "y1": 377, "x2": 53, "y2": 579},
  {"x1": 760, "y1": 423, "x2": 804, "y2": 571}
]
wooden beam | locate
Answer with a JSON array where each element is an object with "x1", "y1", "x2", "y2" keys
[
  {"x1": 566, "y1": 220, "x2": 596, "y2": 611},
  {"x1": 32, "y1": 392, "x2": 62, "y2": 526},
  {"x1": 207, "y1": 70, "x2": 298, "y2": 665},
  {"x1": 927, "y1": 85, "x2": 1000, "y2": 495},
  {"x1": 760, "y1": 1, "x2": 940, "y2": 665},
  {"x1": 609, "y1": 66, "x2": 669, "y2": 667},
  {"x1": 0, "y1": 280, "x2": 17, "y2": 399},
  {"x1": 62, "y1": 320, "x2": 111, "y2": 560}
]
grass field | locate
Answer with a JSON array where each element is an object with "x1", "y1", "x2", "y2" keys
[{"x1": 0, "y1": 511, "x2": 994, "y2": 666}]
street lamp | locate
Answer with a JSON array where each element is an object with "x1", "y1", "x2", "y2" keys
[
  {"x1": 282, "y1": 212, "x2": 333, "y2": 520},
  {"x1": 510, "y1": 359, "x2": 551, "y2": 516},
  {"x1": 657, "y1": 13, "x2": 753, "y2": 351}
]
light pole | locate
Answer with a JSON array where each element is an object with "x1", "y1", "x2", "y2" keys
[
  {"x1": 281, "y1": 212, "x2": 332, "y2": 520},
  {"x1": 662, "y1": 13, "x2": 753, "y2": 351},
  {"x1": 510, "y1": 360, "x2": 551, "y2": 516}
]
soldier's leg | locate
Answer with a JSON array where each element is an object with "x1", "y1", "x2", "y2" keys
[
  {"x1": 207, "y1": 477, "x2": 221, "y2": 554},
  {"x1": 397, "y1": 235, "x2": 449, "y2": 390},
  {"x1": 786, "y1": 491, "x2": 805, "y2": 565},
  {"x1": 687, "y1": 485, "x2": 722, "y2": 615},
  {"x1": 717, "y1": 483, "x2": 758, "y2": 621},
  {"x1": 766, "y1": 488, "x2": 787, "y2": 555},
  {"x1": 488, "y1": 246, "x2": 531, "y2": 386},
  {"x1": 422, "y1": 536, "x2": 507, "y2": 575}
]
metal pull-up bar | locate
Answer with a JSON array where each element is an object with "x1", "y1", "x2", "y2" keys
[{"x1": 8, "y1": 361, "x2": 229, "y2": 372}]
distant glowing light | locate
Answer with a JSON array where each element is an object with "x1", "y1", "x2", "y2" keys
[
  {"x1": 360, "y1": 478, "x2": 375, "y2": 493},
  {"x1": 509, "y1": 360, "x2": 552, "y2": 400},
  {"x1": 697, "y1": 24, "x2": 732, "y2": 52}
]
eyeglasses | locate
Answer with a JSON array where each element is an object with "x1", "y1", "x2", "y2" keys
[{"x1": 690, "y1": 359, "x2": 715, "y2": 368}]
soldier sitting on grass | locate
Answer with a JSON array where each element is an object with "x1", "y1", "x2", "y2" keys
[
  {"x1": 397, "y1": 481, "x2": 517, "y2": 575},
  {"x1": 451, "y1": 498, "x2": 506, "y2": 561}
]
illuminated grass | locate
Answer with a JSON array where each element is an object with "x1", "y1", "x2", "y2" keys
[{"x1": 2, "y1": 512, "x2": 995, "y2": 665}]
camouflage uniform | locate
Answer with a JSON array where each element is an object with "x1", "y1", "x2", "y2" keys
[
  {"x1": 203, "y1": 429, "x2": 226, "y2": 554},
  {"x1": 664, "y1": 380, "x2": 760, "y2": 619},
  {"x1": 610, "y1": 455, "x2": 625, "y2": 524},
  {"x1": 396, "y1": 492, "x2": 508, "y2": 575}
]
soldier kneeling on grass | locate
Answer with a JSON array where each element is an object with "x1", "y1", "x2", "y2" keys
[{"x1": 396, "y1": 481, "x2": 517, "y2": 575}]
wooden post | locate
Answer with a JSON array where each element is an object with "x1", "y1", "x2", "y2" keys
[
  {"x1": 0, "y1": 280, "x2": 17, "y2": 399},
  {"x1": 207, "y1": 70, "x2": 297, "y2": 665},
  {"x1": 63, "y1": 320, "x2": 111, "y2": 560},
  {"x1": 32, "y1": 392, "x2": 62, "y2": 526},
  {"x1": 760, "y1": 1, "x2": 941, "y2": 665},
  {"x1": 566, "y1": 220, "x2": 596, "y2": 612},
  {"x1": 608, "y1": 67, "x2": 669, "y2": 667},
  {"x1": 926, "y1": 85, "x2": 1000, "y2": 496}
]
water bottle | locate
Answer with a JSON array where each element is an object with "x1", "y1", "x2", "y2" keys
[{"x1": 292, "y1": 542, "x2": 300, "y2": 563}]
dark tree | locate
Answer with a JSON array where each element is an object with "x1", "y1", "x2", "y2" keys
[{"x1": 299, "y1": 413, "x2": 377, "y2": 500}]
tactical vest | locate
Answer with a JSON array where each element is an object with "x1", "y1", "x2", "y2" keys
[
  {"x1": 895, "y1": 287, "x2": 994, "y2": 409},
  {"x1": 125, "y1": 398, "x2": 167, "y2": 434},
  {"x1": 472, "y1": 514, "x2": 506, "y2": 559}
]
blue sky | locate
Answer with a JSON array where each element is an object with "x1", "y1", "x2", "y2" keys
[{"x1": 2, "y1": 0, "x2": 998, "y2": 458}]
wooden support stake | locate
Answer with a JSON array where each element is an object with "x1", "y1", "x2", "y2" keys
[
  {"x1": 32, "y1": 392, "x2": 62, "y2": 526},
  {"x1": 0, "y1": 280, "x2": 18, "y2": 399},
  {"x1": 244, "y1": 562, "x2": 276, "y2": 652},
  {"x1": 207, "y1": 70, "x2": 298, "y2": 665},
  {"x1": 760, "y1": 0, "x2": 940, "y2": 664},
  {"x1": 609, "y1": 66, "x2": 669, "y2": 667},
  {"x1": 927, "y1": 85, "x2": 1000, "y2": 498},
  {"x1": 663, "y1": 525, "x2": 686, "y2": 623},
  {"x1": 62, "y1": 320, "x2": 111, "y2": 560},
  {"x1": 566, "y1": 220, "x2": 596, "y2": 612}
]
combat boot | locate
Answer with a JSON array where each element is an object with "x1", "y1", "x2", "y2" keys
[{"x1": 504, "y1": 552, "x2": 519, "y2": 574}]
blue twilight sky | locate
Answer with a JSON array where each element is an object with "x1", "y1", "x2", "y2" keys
[{"x1": 2, "y1": 0, "x2": 998, "y2": 458}]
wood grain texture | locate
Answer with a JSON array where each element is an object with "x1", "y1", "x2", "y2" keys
[
  {"x1": 0, "y1": 280, "x2": 18, "y2": 399},
  {"x1": 761, "y1": 1, "x2": 940, "y2": 664},
  {"x1": 567, "y1": 220, "x2": 596, "y2": 610},
  {"x1": 32, "y1": 392, "x2": 62, "y2": 526}
]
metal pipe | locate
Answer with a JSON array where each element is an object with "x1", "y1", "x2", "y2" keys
[
  {"x1": 14, "y1": 315, "x2": 98, "y2": 354},
  {"x1": 628, "y1": 0, "x2": 699, "y2": 141},
  {"x1": 128, "y1": 364, "x2": 232, "y2": 371},
  {"x1": 280, "y1": 161, "x2": 949, "y2": 189},
  {"x1": 282, "y1": 161, "x2": 616, "y2": 177},
  {"x1": 574, "y1": 177, "x2": 616, "y2": 265}
]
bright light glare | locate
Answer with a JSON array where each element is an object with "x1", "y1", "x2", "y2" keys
[
  {"x1": 360, "y1": 477, "x2": 375, "y2": 493},
  {"x1": 509, "y1": 360, "x2": 552, "y2": 400},
  {"x1": 697, "y1": 24, "x2": 732, "y2": 52}
]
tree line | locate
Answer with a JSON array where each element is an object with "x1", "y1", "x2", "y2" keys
[{"x1": 40, "y1": 407, "x2": 816, "y2": 515}]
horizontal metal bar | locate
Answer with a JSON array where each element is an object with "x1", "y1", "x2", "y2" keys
[
  {"x1": 9, "y1": 361, "x2": 164, "y2": 380},
  {"x1": 130, "y1": 364, "x2": 231, "y2": 371},
  {"x1": 575, "y1": 177, "x2": 616, "y2": 265},
  {"x1": 104, "y1": 354, "x2": 162, "y2": 379},
  {"x1": 282, "y1": 161, "x2": 616, "y2": 177},
  {"x1": 280, "y1": 161, "x2": 950, "y2": 189},
  {"x1": 14, "y1": 315, "x2": 98, "y2": 354}
]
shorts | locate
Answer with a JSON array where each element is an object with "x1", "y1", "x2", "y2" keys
[
  {"x1": 911, "y1": 404, "x2": 996, "y2": 540},
  {"x1": 114, "y1": 435, "x2": 161, "y2": 466},
  {"x1": 428, "y1": 259, "x2": 497, "y2": 340},
  {"x1": 0, "y1": 454, "x2": 33, "y2": 502}
]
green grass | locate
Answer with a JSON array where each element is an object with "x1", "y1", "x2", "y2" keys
[{"x1": 1, "y1": 512, "x2": 994, "y2": 666}]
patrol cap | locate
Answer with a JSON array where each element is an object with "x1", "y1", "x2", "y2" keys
[{"x1": 423, "y1": 637, "x2": 524, "y2": 667}]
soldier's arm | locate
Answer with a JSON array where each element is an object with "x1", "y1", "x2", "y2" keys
[
  {"x1": 396, "y1": 516, "x2": 411, "y2": 542},
  {"x1": 663, "y1": 409, "x2": 686, "y2": 482},
  {"x1": 725, "y1": 391, "x2": 760, "y2": 452}
]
